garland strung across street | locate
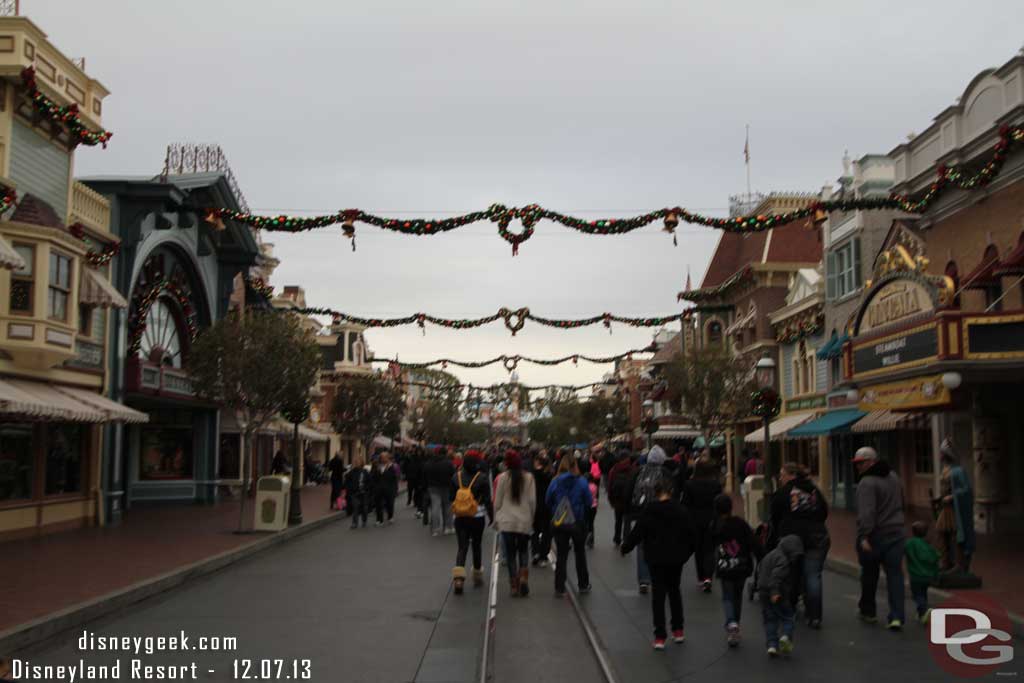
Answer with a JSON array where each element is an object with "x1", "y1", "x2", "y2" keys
[
  {"x1": 203, "y1": 125, "x2": 1024, "y2": 255},
  {"x1": 404, "y1": 380, "x2": 606, "y2": 393},
  {"x1": 296, "y1": 306, "x2": 687, "y2": 336},
  {"x1": 20, "y1": 67, "x2": 113, "y2": 148},
  {"x1": 372, "y1": 343, "x2": 657, "y2": 371}
]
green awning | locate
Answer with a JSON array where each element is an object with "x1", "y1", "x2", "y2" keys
[
  {"x1": 693, "y1": 435, "x2": 726, "y2": 449},
  {"x1": 816, "y1": 332, "x2": 849, "y2": 361},
  {"x1": 787, "y1": 408, "x2": 866, "y2": 438}
]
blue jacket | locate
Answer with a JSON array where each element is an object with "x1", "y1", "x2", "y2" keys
[{"x1": 545, "y1": 473, "x2": 593, "y2": 525}]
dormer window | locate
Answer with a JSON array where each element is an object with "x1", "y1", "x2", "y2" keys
[{"x1": 47, "y1": 251, "x2": 72, "y2": 322}]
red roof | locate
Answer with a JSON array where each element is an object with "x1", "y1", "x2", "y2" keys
[
  {"x1": 963, "y1": 245, "x2": 1001, "y2": 289},
  {"x1": 9, "y1": 194, "x2": 64, "y2": 229},
  {"x1": 994, "y1": 234, "x2": 1024, "y2": 277},
  {"x1": 699, "y1": 218, "x2": 820, "y2": 288}
]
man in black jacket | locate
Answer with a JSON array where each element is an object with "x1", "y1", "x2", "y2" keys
[
  {"x1": 531, "y1": 452, "x2": 553, "y2": 566},
  {"x1": 424, "y1": 449, "x2": 456, "y2": 536},
  {"x1": 371, "y1": 451, "x2": 398, "y2": 526}
]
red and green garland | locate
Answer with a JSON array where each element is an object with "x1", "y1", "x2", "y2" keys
[
  {"x1": 21, "y1": 67, "x2": 112, "y2": 148},
  {"x1": 68, "y1": 222, "x2": 121, "y2": 267},
  {"x1": 245, "y1": 275, "x2": 274, "y2": 300},
  {"x1": 679, "y1": 267, "x2": 755, "y2": 303},
  {"x1": 750, "y1": 387, "x2": 782, "y2": 419},
  {"x1": 372, "y1": 343, "x2": 657, "y2": 371},
  {"x1": 203, "y1": 126, "x2": 1024, "y2": 255},
  {"x1": 127, "y1": 279, "x2": 198, "y2": 355},
  {"x1": 775, "y1": 313, "x2": 825, "y2": 344},
  {"x1": 296, "y1": 305, "x2": 687, "y2": 336}
]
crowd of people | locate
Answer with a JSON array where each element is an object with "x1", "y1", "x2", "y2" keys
[{"x1": 317, "y1": 439, "x2": 953, "y2": 659}]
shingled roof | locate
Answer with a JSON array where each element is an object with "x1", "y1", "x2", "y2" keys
[
  {"x1": 699, "y1": 217, "x2": 821, "y2": 289},
  {"x1": 9, "y1": 194, "x2": 65, "y2": 229}
]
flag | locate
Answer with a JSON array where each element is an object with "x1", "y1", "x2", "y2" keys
[{"x1": 744, "y1": 126, "x2": 750, "y2": 164}]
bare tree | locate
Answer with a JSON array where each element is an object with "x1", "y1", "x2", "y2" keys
[{"x1": 662, "y1": 346, "x2": 756, "y2": 447}]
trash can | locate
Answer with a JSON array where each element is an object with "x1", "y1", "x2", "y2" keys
[
  {"x1": 743, "y1": 475, "x2": 766, "y2": 525},
  {"x1": 254, "y1": 475, "x2": 291, "y2": 531}
]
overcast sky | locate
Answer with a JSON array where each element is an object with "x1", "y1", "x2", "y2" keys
[{"x1": 32, "y1": 0, "x2": 1024, "y2": 390}]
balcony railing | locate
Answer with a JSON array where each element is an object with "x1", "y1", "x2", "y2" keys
[{"x1": 69, "y1": 181, "x2": 111, "y2": 234}]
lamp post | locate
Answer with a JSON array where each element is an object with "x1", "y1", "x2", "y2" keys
[
  {"x1": 754, "y1": 354, "x2": 778, "y2": 497},
  {"x1": 642, "y1": 398, "x2": 656, "y2": 450},
  {"x1": 606, "y1": 412, "x2": 615, "y2": 439}
]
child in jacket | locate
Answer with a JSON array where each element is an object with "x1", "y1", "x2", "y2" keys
[
  {"x1": 905, "y1": 521, "x2": 940, "y2": 623},
  {"x1": 711, "y1": 494, "x2": 756, "y2": 647},
  {"x1": 758, "y1": 534, "x2": 804, "y2": 657}
]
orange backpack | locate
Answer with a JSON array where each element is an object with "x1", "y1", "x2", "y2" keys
[{"x1": 451, "y1": 472, "x2": 481, "y2": 517}]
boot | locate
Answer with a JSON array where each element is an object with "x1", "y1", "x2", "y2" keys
[
  {"x1": 452, "y1": 567, "x2": 466, "y2": 595},
  {"x1": 509, "y1": 575, "x2": 520, "y2": 597},
  {"x1": 473, "y1": 568, "x2": 485, "y2": 588},
  {"x1": 518, "y1": 568, "x2": 530, "y2": 597}
]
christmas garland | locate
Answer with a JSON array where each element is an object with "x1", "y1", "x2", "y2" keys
[
  {"x1": 203, "y1": 126, "x2": 1024, "y2": 255},
  {"x1": 296, "y1": 306, "x2": 686, "y2": 336},
  {"x1": 405, "y1": 380, "x2": 605, "y2": 393},
  {"x1": 0, "y1": 186, "x2": 17, "y2": 214},
  {"x1": 20, "y1": 67, "x2": 112, "y2": 148},
  {"x1": 750, "y1": 387, "x2": 782, "y2": 419},
  {"x1": 127, "y1": 279, "x2": 199, "y2": 355},
  {"x1": 68, "y1": 222, "x2": 121, "y2": 267},
  {"x1": 679, "y1": 267, "x2": 754, "y2": 303},
  {"x1": 372, "y1": 343, "x2": 657, "y2": 371},
  {"x1": 245, "y1": 275, "x2": 274, "y2": 300},
  {"x1": 775, "y1": 313, "x2": 825, "y2": 344}
]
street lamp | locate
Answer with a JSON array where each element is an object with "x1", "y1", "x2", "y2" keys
[
  {"x1": 642, "y1": 398, "x2": 656, "y2": 450},
  {"x1": 753, "y1": 354, "x2": 778, "y2": 497},
  {"x1": 605, "y1": 412, "x2": 615, "y2": 439}
]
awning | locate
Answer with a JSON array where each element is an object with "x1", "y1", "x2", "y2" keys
[
  {"x1": 726, "y1": 308, "x2": 756, "y2": 336},
  {"x1": 816, "y1": 332, "x2": 849, "y2": 361},
  {"x1": 653, "y1": 426, "x2": 701, "y2": 440},
  {"x1": 693, "y1": 435, "x2": 726, "y2": 449},
  {"x1": 744, "y1": 412, "x2": 816, "y2": 443},
  {"x1": 0, "y1": 234, "x2": 26, "y2": 271},
  {"x1": 0, "y1": 378, "x2": 104, "y2": 422},
  {"x1": 851, "y1": 409, "x2": 928, "y2": 433},
  {"x1": 80, "y1": 268, "x2": 128, "y2": 309},
  {"x1": 271, "y1": 419, "x2": 331, "y2": 443},
  {"x1": 994, "y1": 235, "x2": 1024, "y2": 277},
  {"x1": 962, "y1": 251, "x2": 1001, "y2": 290},
  {"x1": 787, "y1": 408, "x2": 866, "y2": 438},
  {"x1": 53, "y1": 385, "x2": 149, "y2": 423},
  {"x1": 372, "y1": 435, "x2": 397, "y2": 449}
]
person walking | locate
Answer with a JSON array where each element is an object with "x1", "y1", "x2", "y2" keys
[
  {"x1": 905, "y1": 521, "x2": 941, "y2": 624},
  {"x1": 607, "y1": 451, "x2": 635, "y2": 547},
  {"x1": 531, "y1": 453, "x2": 554, "y2": 567},
  {"x1": 494, "y1": 450, "x2": 536, "y2": 597},
  {"x1": 770, "y1": 463, "x2": 830, "y2": 629},
  {"x1": 711, "y1": 494, "x2": 756, "y2": 647},
  {"x1": 327, "y1": 452, "x2": 345, "y2": 511},
  {"x1": 586, "y1": 472, "x2": 599, "y2": 549},
  {"x1": 271, "y1": 449, "x2": 290, "y2": 475},
  {"x1": 621, "y1": 477, "x2": 695, "y2": 650},
  {"x1": 546, "y1": 455, "x2": 593, "y2": 597},
  {"x1": 759, "y1": 535, "x2": 804, "y2": 658},
  {"x1": 344, "y1": 455, "x2": 371, "y2": 528},
  {"x1": 404, "y1": 448, "x2": 423, "y2": 513},
  {"x1": 853, "y1": 447, "x2": 907, "y2": 630},
  {"x1": 451, "y1": 451, "x2": 493, "y2": 595},
  {"x1": 371, "y1": 451, "x2": 398, "y2": 526},
  {"x1": 424, "y1": 449, "x2": 456, "y2": 536},
  {"x1": 681, "y1": 457, "x2": 723, "y2": 593},
  {"x1": 627, "y1": 446, "x2": 674, "y2": 594}
]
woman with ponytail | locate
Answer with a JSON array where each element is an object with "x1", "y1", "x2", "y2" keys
[{"x1": 494, "y1": 450, "x2": 536, "y2": 596}]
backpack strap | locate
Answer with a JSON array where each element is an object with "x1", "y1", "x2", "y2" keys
[
  {"x1": 458, "y1": 471, "x2": 464, "y2": 488},
  {"x1": 468, "y1": 473, "x2": 480, "y2": 489}
]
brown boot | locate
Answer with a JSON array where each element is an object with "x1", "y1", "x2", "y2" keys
[
  {"x1": 473, "y1": 568, "x2": 485, "y2": 588},
  {"x1": 452, "y1": 567, "x2": 466, "y2": 595},
  {"x1": 509, "y1": 575, "x2": 520, "y2": 597},
  {"x1": 518, "y1": 568, "x2": 530, "y2": 597}
]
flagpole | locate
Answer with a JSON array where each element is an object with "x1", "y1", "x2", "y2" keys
[{"x1": 745, "y1": 124, "x2": 752, "y2": 202}]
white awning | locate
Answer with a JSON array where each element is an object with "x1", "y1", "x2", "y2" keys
[
  {"x1": 0, "y1": 378, "x2": 105, "y2": 422},
  {"x1": 744, "y1": 412, "x2": 816, "y2": 443},
  {"x1": 0, "y1": 234, "x2": 26, "y2": 271},
  {"x1": 652, "y1": 426, "x2": 701, "y2": 439},
  {"x1": 80, "y1": 268, "x2": 128, "y2": 309},
  {"x1": 53, "y1": 385, "x2": 149, "y2": 424}
]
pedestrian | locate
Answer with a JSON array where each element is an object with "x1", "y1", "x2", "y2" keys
[
  {"x1": 681, "y1": 456, "x2": 723, "y2": 593},
  {"x1": 744, "y1": 451, "x2": 764, "y2": 478},
  {"x1": 451, "y1": 450, "x2": 493, "y2": 595},
  {"x1": 531, "y1": 452, "x2": 554, "y2": 567},
  {"x1": 853, "y1": 446, "x2": 907, "y2": 630},
  {"x1": 327, "y1": 452, "x2": 345, "y2": 511},
  {"x1": 621, "y1": 477, "x2": 694, "y2": 650},
  {"x1": 546, "y1": 455, "x2": 593, "y2": 597},
  {"x1": 627, "y1": 445, "x2": 674, "y2": 594},
  {"x1": 494, "y1": 449, "x2": 536, "y2": 597},
  {"x1": 905, "y1": 520, "x2": 940, "y2": 624},
  {"x1": 404, "y1": 448, "x2": 422, "y2": 511},
  {"x1": 759, "y1": 534, "x2": 804, "y2": 658},
  {"x1": 586, "y1": 472, "x2": 599, "y2": 549},
  {"x1": 371, "y1": 451, "x2": 398, "y2": 526},
  {"x1": 607, "y1": 451, "x2": 635, "y2": 546},
  {"x1": 711, "y1": 494, "x2": 756, "y2": 647},
  {"x1": 424, "y1": 448, "x2": 456, "y2": 536},
  {"x1": 344, "y1": 454, "x2": 371, "y2": 528},
  {"x1": 598, "y1": 447, "x2": 616, "y2": 480},
  {"x1": 770, "y1": 462, "x2": 830, "y2": 629},
  {"x1": 271, "y1": 449, "x2": 290, "y2": 475}
]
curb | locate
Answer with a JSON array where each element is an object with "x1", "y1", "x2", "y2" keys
[
  {"x1": 0, "y1": 510, "x2": 348, "y2": 654},
  {"x1": 825, "y1": 556, "x2": 1024, "y2": 639}
]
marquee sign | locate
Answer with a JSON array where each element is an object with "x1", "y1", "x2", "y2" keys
[
  {"x1": 853, "y1": 324, "x2": 938, "y2": 377},
  {"x1": 858, "y1": 374, "x2": 951, "y2": 411},
  {"x1": 859, "y1": 280, "x2": 935, "y2": 334}
]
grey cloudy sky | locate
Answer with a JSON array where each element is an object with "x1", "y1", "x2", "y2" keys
[{"x1": 33, "y1": 0, "x2": 1024, "y2": 389}]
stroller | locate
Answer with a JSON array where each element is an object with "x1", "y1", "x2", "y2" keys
[{"x1": 747, "y1": 522, "x2": 772, "y2": 601}]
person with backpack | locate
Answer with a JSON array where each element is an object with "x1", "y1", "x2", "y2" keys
[
  {"x1": 621, "y1": 477, "x2": 695, "y2": 650},
  {"x1": 682, "y1": 457, "x2": 724, "y2": 593},
  {"x1": 450, "y1": 450, "x2": 493, "y2": 595},
  {"x1": 545, "y1": 455, "x2": 593, "y2": 597},
  {"x1": 770, "y1": 462, "x2": 830, "y2": 628},
  {"x1": 627, "y1": 446, "x2": 673, "y2": 594},
  {"x1": 494, "y1": 450, "x2": 536, "y2": 597},
  {"x1": 711, "y1": 494, "x2": 756, "y2": 647},
  {"x1": 607, "y1": 451, "x2": 635, "y2": 547}
]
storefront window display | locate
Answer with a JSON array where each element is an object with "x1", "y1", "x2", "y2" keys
[
  {"x1": 44, "y1": 424, "x2": 85, "y2": 495},
  {"x1": 0, "y1": 423, "x2": 33, "y2": 501},
  {"x1": 140, "y1": 427, "x2": 193, "y2": 480}
]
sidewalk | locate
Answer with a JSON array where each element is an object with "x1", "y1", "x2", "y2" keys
[{"x1": 0, "y1": 485, "x2": 339, "y2": 635}]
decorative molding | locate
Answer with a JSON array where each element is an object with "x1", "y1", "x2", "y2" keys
[
  {"x1": 45, "y1": 327, "x2": 73, "y2": 347},
  {"x1": 7, "y1": 322, "x2": 33, "y2": 339}
]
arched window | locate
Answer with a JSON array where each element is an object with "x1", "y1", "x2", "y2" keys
[
  {"x1": 706, "y1": 319, "x2": 723, "y2": 347},
  {"x1": 945, "y1": 260, "x2": 961, "y2": 308},
  {"x1": 140, "y1": 299, "x2": 185, "y2": 368}
]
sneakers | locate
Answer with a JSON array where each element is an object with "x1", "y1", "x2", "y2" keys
[
  {"x1": 701, "y1": 579, "x2": 713, "y2": 593},
  {"x1": 375, "y1": 521, "x2": 384, "y2": 527},
  {"x1": 779, "y1": 636, "x2": 794, "y2": 655},
  {"x1": 578, "y1": 584, "x2": 592, "y2": 594},
  {"x1": 639, "y1": 582, "x2": 650, "y2": 595},
  {"x1": 431, "y1": 531, "x2": 440, "y2": 537},
  {"x1": 887, "y1": 619, "x2": 903, "y2": 631},
  {"x1": 726, "y1": 622, "x2": 740, "y2": 647},
  {"x1": 858, "y1": 612, "x2": 878, "y2": 624},
  {"x1": 652, "y1": 638, "x2": 666, "y2": 651},
  {"x1": 766, "y1": 646, "x2": 779, "y2": 658},
  {"x1": 807, "y1": 618, "x2": 822, "y2": 630},
  {"x1": 672, "y1": 629, "x2": 685, "y2": 644}
]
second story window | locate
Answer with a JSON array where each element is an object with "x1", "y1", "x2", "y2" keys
[
  {"x1": 10, "y1": 243, "x2": 35, "y2": 314},
  {"x1": 78, "y1": 303, "x2": 93, "y2": 336},
  {"x1": 827, "y1": 238, "x2": 861, "y2": 301},
  {"x1": 48, "y1": 251, "x2": 72, "y2": 322}
]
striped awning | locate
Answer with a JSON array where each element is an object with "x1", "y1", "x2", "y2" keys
[
  {"x1": 851, "y1": 409, "x2": 928, "y2": 433},
  {"x1": 744, "y1": 412, "x2": 816, "y2": 443},
  {"x1": 0, "y1": 379, "x2": 109, "y2": 422},
  {"x1": 80, "y1": 268, "x2": 128, "y2": 309},
  {"x1": 53, "y1": 385, "x2": 149, "y2": 424},
  {"x1": 726, "y1": 308, "x2": 756, "y2": 336},
  {"x1": 0, "y1": 234, "x2": 26, "y2": 271}
]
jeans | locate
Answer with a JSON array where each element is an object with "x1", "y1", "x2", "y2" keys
[
  {"x1": 762, "y1": 600, "x2": 795, "y2": 648},
  {"x1": 857, "y1": 534, "x2": 906, "y2": 623},
  {"x1": 910, "y1": 580, "x2": 930, "y2": 617},
  {"x1": 349, "y1": 493, "x2": 369, "y2": 527},
  {"x1": 553, "y1": 525, "x2": 590, "y2": 593},
  {"x1": 720, "y1": 578, "x2": 745, "y2": 627},
  {"x1": 625, "y1": 514, "x2": 651, "y2": 585},
  {"x1": 502, "y1": 532, "x2": 530, "y2": 581},
  {"x1": 802, "y1": 538, "x2": 830, "y2": 621},
  {"x1": 374, "y1": 490, "x2": 394, "y2": 523},
  {"x1": 613, "y1": 508, "x2": 625, "y2": 545},
  {"x1": 455, "y1": 516, "x2": 485, "y2": 570},
  {"x1": 429, "y1": 487, "x2": 453, "y2": 534},
  {"x1": 649, "y1": 563, "x2": 684, "y2": 639},
  {"x1": 532, "y1": 513, "x2": 552, "y2": 562}
]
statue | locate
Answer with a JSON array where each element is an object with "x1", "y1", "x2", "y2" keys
[{"x1": 934, "y1": 439, "x2": 979, "y2": 586}]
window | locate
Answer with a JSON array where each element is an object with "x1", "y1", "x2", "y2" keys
[
  {"x1": 803, "y1": 342, "x2": 815, "y2": 394},
  {"x1": 9, "y1": 243, "x2": 34, "y2": 314},
  {"x1": 830, "y1": 356, "x2": 841, "y2": 387},
  {"x1": 826, "y1": 238, "x2": 861, "y2": 300},
  {"x1": 140, "y1": 299, "x2": 184, "y2": 368},
  {"x1": 913, "y1": 429, "x2": 933, "y2": 475},
  {"x1": 706, "y1": 319, "x2": 723, "y2": 347},
  {"x1": 44, "y1": 423, "x2": 84, "y2": 495},
  {"x1": 0, "y1": 423, "x2": 34, "y2": 501},
  {"x1": 78, "y1": 303, "x2": 93, "y2": 336},
  {"x1": 48, "y1": 251, "x2": 72, "y2": 321}
]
